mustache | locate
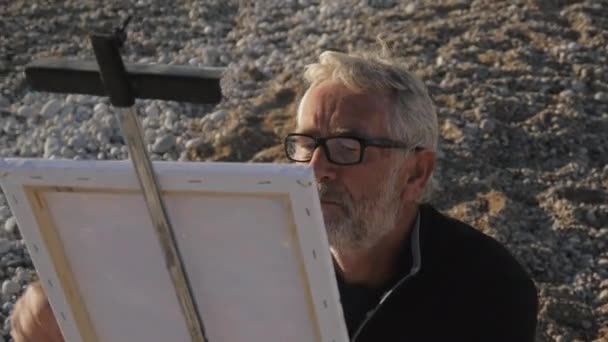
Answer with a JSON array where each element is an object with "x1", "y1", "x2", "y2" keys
[{"x1": 317, "y1": 181, "x2": 349, "y2": 204}]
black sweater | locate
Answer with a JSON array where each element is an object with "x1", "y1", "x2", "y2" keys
[{"x1": 337, "y1": 204, "x2": 539, "y2": 342}]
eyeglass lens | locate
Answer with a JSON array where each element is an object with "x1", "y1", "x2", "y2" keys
[{"x1": 286, "y1": 136, "x2": 362, "y2": 164}]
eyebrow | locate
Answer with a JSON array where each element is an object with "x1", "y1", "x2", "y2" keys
[
  {"x1": 294, "y1": 127, "x2": 369, "y2": 138},
  {"x1": 331, "y1": 127, "x2": 369, "y2": 137}
]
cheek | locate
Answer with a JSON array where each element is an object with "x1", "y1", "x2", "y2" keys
[{"x1": 336, "y1": 165, "x2": 388, "y2": 201}]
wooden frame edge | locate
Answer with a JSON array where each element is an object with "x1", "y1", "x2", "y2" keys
[{"x1": 24, "y1": 186, "x2": 99, "y2": 342}]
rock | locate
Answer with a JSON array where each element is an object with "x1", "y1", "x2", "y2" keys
[
  {"x1": 93, "y1": 103, "x2": 108, "y2": 114},
  {"x1": 599, "y1": 289, "x2": 608, "y2": 303},
  {"x1": 367, "y1": 0, "x2": 397, "y2": 9},
  {"x1": 152, "y1": 134, "x2": 175, "y2": 154},
  {"x1": 200, "y1": 47, "x2": 220, "y2": 65},
  {"x1": 441, "y1": 119, "x2": 464, "y2": 142},
  {"x1": 0, "y1": 239, "x2": 12, "y2": 254},
  {"x1": 41, "y1": 99, "x2": 63, "y2": 117},
  {"x1": 0, "y1": 205, "x2": 10, "y2": 220},
  {"x1": 1, "y1": 302, "x2": 12, "y2": 314},
  {"x1": 571, "y1": 80, "x2": 586, "y2": 93},
  {"x1": 145, "y1": 104, "x2": 160, "y2": 118},
  {"x1": 1, "y1": 280, "x2": 20, "y2": 297},
  {"x1": 0, "y1": 96, "x2": 9, "y2": 109},
  {"x1": 44, "y1": 136, "x2": 61, "y2": 158},
  {"x1": 594, "y1": 92, "x2": 608, "y2": 103},
  {"x1": 185, "y1": 137, "x2": 205, "y2": 150},
  {"x1": 4, "y1": 216, "x2": 17, "y2": 234},
  {"x1": 585, "y1": 209, "x2": 598, "y2": 226},
  {"x1": 404, "y1": 2, "x2": 417, "y2": 15},
  {"x1": 15, "y1": 268, "x2": 31, "y2": 284},
  {"x1": 480, "y1": 118, "x2": 496, "y2": 133},
  {"x1": 68, "y1": 133, "x2": 88, "y2": 150},
  {"x1": 559, "y1": 90, "x2": 575, "y2": 99},
  {"x1": 17, "y1": 105, "x2": 36, "y2": 117}
]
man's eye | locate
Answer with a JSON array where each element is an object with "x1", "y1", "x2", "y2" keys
[{"x1": 338, "y1": 140, "x2": 359, "y2": 151}]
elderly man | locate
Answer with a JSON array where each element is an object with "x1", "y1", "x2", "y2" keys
[{"x1": 10, "y1": 49, "x2": 538, "y2": 342}]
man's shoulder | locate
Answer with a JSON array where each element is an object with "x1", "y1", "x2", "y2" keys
[
  {"x1": 418, "y1": 203, "x2": 534, "y2": 286},
  {"x1": 418, "y1": 204, "x2": 538, "y2": 333}
]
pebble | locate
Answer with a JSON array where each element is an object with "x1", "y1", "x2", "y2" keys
[
  {"x1": 479, "y1": 118, "x2": 496, "y2": 133},
  {"x1": 585, "y1": 209, "x2": 597, "y2": 226},
  {"x1": 152, "y1": 134, "x2": 176, "y2": 154},
  {"x1": 3, "y1": 217, "x2": 17, "y2": 235},
  {"x1": 41, "y1": 99, "x2": 63, "y2": 117},
  {"x1": 15, "y1": 268, "x2": 31, "y2": 284},
  {"x1": 93, "y1": 103, "x2": 108, "y2": 114},
  {"x1": 0, "y1": 3, "x2": 606, "y2": 341},
  {"x1": 145, "y1": 104, "x2": 160, "y2": 118},
  {"x1": 0, "y1": 206, "x2": 10, "y2": 221},
  {"x1": 599, "y1": 289, "x2": 608, "y2": 303},
  {"x1": 17, "y1": 105, "x2": 36, "y2": 117},
  {"x1": 1, "y1": 280, "x2": 19, "y2": 297},
  {"x1": 43, "y1": 136, "x2": 62, "y2": 158},
  {"x1": 1, "y1": 302, "x2": 12, "y2": 314},
  {"x1": 185, "y1": 137, "x2": 205, "y2": 150},
  {"x1": 594, "y1": 92, "x2": 608, "y2": 103},
  {"x1": 367, "y1": 0, "x2": 397, "y2": 9},
  {"x1": 0, "y1": 240, "x2": 11, "y2": 255},
  {"x1": 0, "y1": 96, "x2": 9, "y2": 109}
]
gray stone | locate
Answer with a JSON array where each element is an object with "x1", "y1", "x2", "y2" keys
[
  {"x1": 164, "y1": 117, "x2": 175, "y2": 130},
  {"x1": 585, "y1": 209, "x2": 597, "y2": 226},
  {"x1": 599, "y1": 289, "x2": 608, "y2": 303},
  {"x1": 17, "y1": 105, "x2": 36, "y2": 117},
  {"x1": 68, "y1": 133, "x2": 88, "y2": 150},
  {"x1": 404, "y1": 2, "x2": 417, "y2": 15},
  {"x1": 594, "y1": 92, "x2": 608, "y2": 103},
  {"x1": 4, "y1": 216, "x2": 17, "y2": 234},
  {"x1": 0, "y1": 205, "x2": 10, "y2": 221},
  {"x1": 1, "y1": 280, "x2": 20, "y2": 297},
  {"x1": 0, "y1": 95, "x2": 9, "y2": 109},
  {"x1": 2, "y1": 302, "x2": 12, "y2": 313},
  {"x1": 185, "y1": 137, "x2": 205, "y2": 150},
  {"x1": 480, "y1": 119, "x2": 496, "y2": 133},
  {"x1": 367, "y1": 0, "x2": 397, "y2": 9},
  {"x1": 145, "y1": 104, "x2": 160, "y2": 118},
  {"x1": 60, "y1": 146, "x2": 75, "y2": 159},
  {"x1": 41, "y1": 99, "x2": 63, "y2": 117},
  {"x1": 559, "y1": 90, "x2": 575, "y2": 99},
  {"x1": 571, "y1": 80, "x2": 586, "y2": 93},
  {"x1": 15, "y1": 268, "x2": 31, "y2": 284},
  {"x1": 93, "y1": 103, "x2": 109, "y2": 114},
  {"x1": 0, "y1": 239, "x2": 12, "y2": 254},
  {"x1": 44, "y1": 136, "x2": 61, "y2": 158},
  {"x1": 152, "y1": 134, "x2": 175, "y2": 154}
]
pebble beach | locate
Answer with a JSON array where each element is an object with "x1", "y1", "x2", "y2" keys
[{"x1": 0, "y1": 0, "x2": 607, "y2": 341}]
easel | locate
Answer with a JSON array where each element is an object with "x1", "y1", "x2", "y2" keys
[{"x1": 24, "y1": 17, "x2": 224, "y2": 342}]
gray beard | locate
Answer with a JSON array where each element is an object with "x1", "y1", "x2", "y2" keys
[{"x1": 318, "y1": 172, "x2": 402, "y2": 252}]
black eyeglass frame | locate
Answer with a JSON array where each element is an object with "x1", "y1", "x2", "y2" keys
[{"x1": 284, "y1": 133, "x2": 424, "y2": 165}]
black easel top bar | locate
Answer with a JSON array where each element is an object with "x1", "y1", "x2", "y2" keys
[{"x1": 25, "y1": 58, "x2": 225, "y2": 105}]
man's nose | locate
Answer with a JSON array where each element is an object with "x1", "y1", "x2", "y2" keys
[{"x1": 308, "y1": 147, "x2": 337, "y2": 182}]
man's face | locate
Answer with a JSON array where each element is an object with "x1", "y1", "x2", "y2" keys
[{"x1": 296, "y1": 80, "x2": 405, "y2": 251}]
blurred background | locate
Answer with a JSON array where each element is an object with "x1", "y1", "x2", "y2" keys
[{"x1": 0, "y1": 0, "x2": 607, "y2": 341}]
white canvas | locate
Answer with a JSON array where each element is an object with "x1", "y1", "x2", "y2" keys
[{"x1": 0, "y1": 158, "x2": 348, "y2": 342}]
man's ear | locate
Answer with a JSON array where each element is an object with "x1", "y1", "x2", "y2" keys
[{"x1": 401, "y1": 150, "x2": 436, "y2": 202}]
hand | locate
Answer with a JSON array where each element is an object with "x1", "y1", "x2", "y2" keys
[{"x1": 10, "y1": 281, "x2": 64, "y2": 342}]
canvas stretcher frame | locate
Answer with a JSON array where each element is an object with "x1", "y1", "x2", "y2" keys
[{"x1": 0, "y1": 158, "x2": 349, "y2": 342}]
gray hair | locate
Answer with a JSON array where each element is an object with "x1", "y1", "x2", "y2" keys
[{"x1": 298, "y1": 48, "x2": 439, "y2": 202}]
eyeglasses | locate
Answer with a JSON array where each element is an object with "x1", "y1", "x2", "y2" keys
[{"x1": 284, "y1": 133, "x2": 423, "y2": 165}]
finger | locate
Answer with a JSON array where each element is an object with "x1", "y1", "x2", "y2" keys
[
  {"x1": 29, "y1": 285, "x2": 64, "y2": 342},
  {"x1": 10, "y1": 309, "x2": 34, "y2": 342},
  {"x1": 39, "y1": 303, "x2": 64, "y2": 342}
]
